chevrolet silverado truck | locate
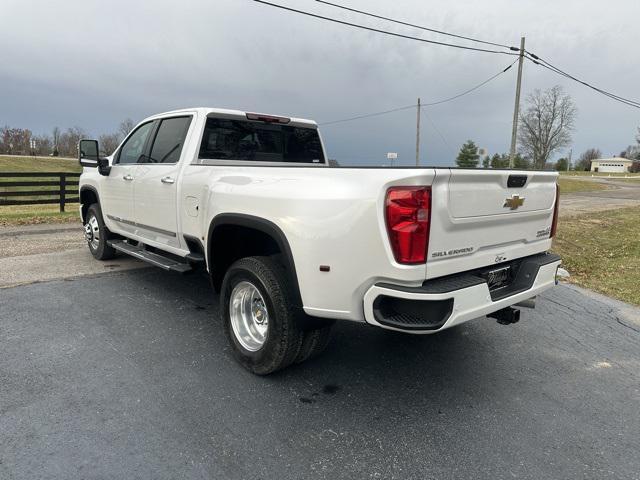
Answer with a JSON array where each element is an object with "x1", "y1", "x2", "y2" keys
[{"x1": 78, "y1": 107, "x2": 561, "y2": 374}]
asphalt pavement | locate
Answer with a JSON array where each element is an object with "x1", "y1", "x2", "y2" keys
[{"x1": 1, "y1": 267, "x2": 639, "y2": 480}]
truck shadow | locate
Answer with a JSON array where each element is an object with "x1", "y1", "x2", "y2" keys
[{"x1": 129, "y1": 267, "x2": 520, "y2": 411}]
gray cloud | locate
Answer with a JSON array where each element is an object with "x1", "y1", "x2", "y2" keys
[{"x1": 1, "y1": 0, "x2": 639, "y2": 165}]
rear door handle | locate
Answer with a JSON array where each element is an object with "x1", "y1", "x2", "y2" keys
[
  {"x1": 123, "y1": 174, "x2": 134, "y2": 181},
  {"x1": 161, "y1": 176, "x2": 175, "y2": 184}
]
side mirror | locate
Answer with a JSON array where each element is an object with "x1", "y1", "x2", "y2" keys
[
  {"x1": 78, "y1": 139, "x2": 110, "y2": 176},
  {"x1": 78, "y1": 139, "x2": 99, "y2": 167}
]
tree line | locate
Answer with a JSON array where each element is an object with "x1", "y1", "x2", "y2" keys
[
  {"x1": 455, "y1": 85, "x2": 640, "y2": 172},
  {"x1": 0, "y1": 119, "x2": 135, "y2": 158}
]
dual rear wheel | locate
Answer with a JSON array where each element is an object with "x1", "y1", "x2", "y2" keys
[{"x1": 221, "y1": 256, "x2": 333, "y2": 375}]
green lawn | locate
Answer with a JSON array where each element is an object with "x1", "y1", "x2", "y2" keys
[
  {"x1": 557, "y1": 177, "x2": 608, "y2": 194},
  {"x1": 0, "y1": 204, "x2": 80, "y2": 226},
  {"x1": 0, "y1": 156, "x2": 82, "y2": 226},
  {"x1": 552, "y1": 206, "x2": 640, "y2": 306},
  {"x1": 0, "y1": 155, "x2": 81, "y2": 173}
]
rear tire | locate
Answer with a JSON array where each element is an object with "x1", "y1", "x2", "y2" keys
[
  {"x1": 85, "y1": 203, "x2": 116, "y2": 261},
  {"x1": 295, "y1": 325, "x2": 333, "y2": 364},
  {"x1": 221, "y1": 256, "x2": 303, "y2": 375}
]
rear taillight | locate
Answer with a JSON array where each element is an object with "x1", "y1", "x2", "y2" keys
[
  {"x1": 385, "y1": 186, "x2": 431, "y2": 264},
  {"x1": 550, "y1": 183, "x2": 560, "y2": 238}
]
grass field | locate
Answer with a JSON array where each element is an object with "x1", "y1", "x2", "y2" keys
[
  {"x1": 557, "y1": 177, "x2": 608, "y2": 193},
  {"x1": 553, "y1": 206, "x2": 640, "y2": 306},
  {"x1": 0, "y1": 156, "x2": 82, "y2": 226},
  {"x1": 0, "y1": 204, "x2": 79, "y2": 226},
  {"x1": 0, "y1": 155, "x2": 81, "y2": 173},
  {"x1": 608, "y1": 177, "x2": 640, "y2": 183},
  {"x1": 559, "y1": 171, "x2": 640, "y2": 177}
]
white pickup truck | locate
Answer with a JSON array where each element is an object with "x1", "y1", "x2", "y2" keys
[{"x1": 78, "y1": 107, "x2": 561, "y2": 374}]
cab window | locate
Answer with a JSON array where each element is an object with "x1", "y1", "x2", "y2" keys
[
  {"x1": 145, "y1": 116, "x2": 192, "y2": 164},
  {"x1": 198, "y1": 118, "x2": 325, "y2": 163},
  {"x1": 117, "y1": 122, "x2": 153, "y2": 164}
]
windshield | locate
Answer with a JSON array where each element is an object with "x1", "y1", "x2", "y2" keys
[{"x1": 199, "y1": 118, "x2": 325, "y2": 164}]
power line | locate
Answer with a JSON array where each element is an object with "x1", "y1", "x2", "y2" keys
[
  {"x1": 421, "y1": 59, "x2": 517, "y2": 107},
  {"x1": 315, "y1": 0, "x2": 516, "y2": 51},
  {"x1": 252, "y1": 0, "x2": 520, "y2": 56},
  {"x1": 319, "y1": 60, "x2": 517, "y2": 126},
  {"x1": 526, "y1": 52, "x2": 640, "y2": 109},
  {"x1": 530, "y1": 57, "x2": 640, "y2": 108},
  {"x1": 253, "y1": 1, "x2": 639, "y2": 112},
  {"x1": 423, "y1": 111, "x2": 455, "y2": 156},
  {"x1": 320, "y1": 104, "x2": 416, "y2": 126}
]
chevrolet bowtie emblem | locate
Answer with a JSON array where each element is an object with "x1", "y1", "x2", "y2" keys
[{"x1": 504, "y1": 194, "x2": 525, "y2": 210}]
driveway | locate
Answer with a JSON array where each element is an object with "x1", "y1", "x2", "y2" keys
[
  {"x1": 0, "y1": 223, "x2": 144, "y2": 288},
  {"x1": 560, "y1": 177, "x2": 640, "y2": 217},
  {"x1": 1, "y1": 265, "x2": 640, "y2": 479}
]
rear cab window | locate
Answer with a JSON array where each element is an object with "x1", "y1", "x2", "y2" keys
[
  {"x1": 145, "y1": 116, "x2": 192, "y2": 164},
  {"x1": 198, "y1": 117, "x2": 325, "y2": 164}
]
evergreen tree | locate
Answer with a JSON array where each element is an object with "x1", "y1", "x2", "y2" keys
[
  {"x1": 456, "y1": 140, "x2": 479, "y2": 168},
  {"x1": 555, "y1": 158, "x2": 569, "y2": 171},
  {"x1": 512, "y1": 153, "x2": 531, "y2": 170},
  {"x1": 490, "y1": 153, "x2": 510, "y2": 169}
]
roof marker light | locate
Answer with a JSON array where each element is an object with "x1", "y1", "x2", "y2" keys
[{"x1": 245, "y1": 113, "x2": 291, "y2": 124}]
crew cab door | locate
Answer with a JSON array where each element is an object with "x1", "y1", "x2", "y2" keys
[
  {"x1": 101, "y1": 121, "x2": 154, "y2": 236},
  {"x1": 133, "y1": 115, "x2": 193, "y2": 249}
]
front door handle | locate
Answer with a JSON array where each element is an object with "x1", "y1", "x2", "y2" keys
[
  {"x1": 123, "y1": 174, "x2": 134, "y2": 181},
  {"x1": 161, "y1": 176, "x2": 175, "y2": 184}
]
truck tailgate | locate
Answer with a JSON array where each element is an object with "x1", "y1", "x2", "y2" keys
[{"x1": 426, "y1": 169, "x2": 558, "y2": 280}]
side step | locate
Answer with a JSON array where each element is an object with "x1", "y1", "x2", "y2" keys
[{"x1": 107, "y1": 240, "x2": 193, "y2": 273}]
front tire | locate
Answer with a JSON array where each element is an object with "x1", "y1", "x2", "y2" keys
[
  {"x1": 84, "y1": 203, "x2": 116, "y2": 260},
  {"x1": 221, "y1": 256, "x2": 303, "y2": 375}
]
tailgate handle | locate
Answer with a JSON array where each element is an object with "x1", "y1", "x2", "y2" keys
[{"x1": 507, "y1": 175, "x2": 527, "y2": 188}]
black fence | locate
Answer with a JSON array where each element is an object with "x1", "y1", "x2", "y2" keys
[{"x1": 0, "y1": 172, "x2": 80, "y2": 212}]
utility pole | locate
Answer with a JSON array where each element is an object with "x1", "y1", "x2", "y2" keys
[
  {"x1": 415, "y1": 97, "x2": 421, "y2": 166},
  {"x1": 509, "y1": 37, "x2": 525, "y2": 168}
]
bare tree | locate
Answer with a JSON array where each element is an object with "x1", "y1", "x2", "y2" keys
[
  {"x1": 518, "y1": 85, "x2": 577, "y2": 169},
  {"x1": 52, "y1": 126, "x2": 61, "y2": 155},
  {"x1": 34, "y1": 134, "x2": 52, "y2": 155},
  {"x1": 576, "y1": 148, "x2": 601, "y2": 171},
  {"x1": 119, "y1": 118, "x2": 135, "y2": 138},
  {"x1": 619, "y1": 128, "x2": 640, "y2": 160},
  {"x1": 0, "y1": 126, "x2": 32, "y2": 155},
  {"x1": 58, "y1": 126, "x2": 88, "y2": 157},
  {"x1": 99, "y1": 133, "x2": 121, "y2": 156}
]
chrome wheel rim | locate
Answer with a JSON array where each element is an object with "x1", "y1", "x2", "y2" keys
[
  {"x1": 229, "y1": 281, "x2": 269, "y2": 352},
  {"x1": 85, "y1": 214, "x2": 100, "y2": 250}
]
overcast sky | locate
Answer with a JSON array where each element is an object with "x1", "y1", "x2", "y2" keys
[{"x1": 1, "y1": 0, "x2": 639, "y2": 165}]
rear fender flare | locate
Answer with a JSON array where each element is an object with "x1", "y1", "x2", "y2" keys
[{"x1": 207, "y1": 213, "x2": 303, "y2": 308}]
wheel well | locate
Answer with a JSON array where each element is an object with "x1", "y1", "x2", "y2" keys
[
  {"x1": 207, "y1": 215, "x2": 302, "y2": 305},
  {"x1": 80, "y1": 188, "x2": 99, "y2": 222},
  {"x1": 209, "y1": 224, "x2": 282, "y2": 290}
]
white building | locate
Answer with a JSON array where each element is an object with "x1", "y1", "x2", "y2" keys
[{"x1": 590, "y1": 158, "x2": 633, "y2": 173}]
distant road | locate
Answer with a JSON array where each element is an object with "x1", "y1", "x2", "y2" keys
[{"x1": 561, "y1": 177, "x2": 640, "y2": 217}]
